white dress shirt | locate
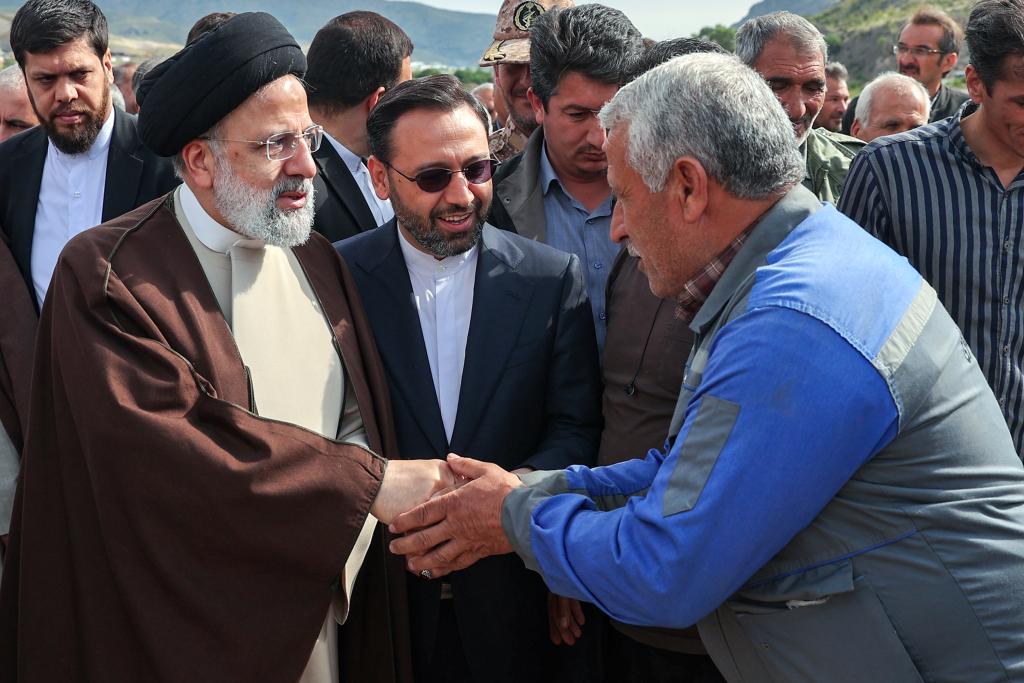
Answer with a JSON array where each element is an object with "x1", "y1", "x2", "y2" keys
[
  {"x1": 324, "y1": 132, "x2": 394, "y2": 227},
  {"x1": 30, "y1": 109, "x2": 115, "y2": 306},
  {"x1": 397, "y1": 224, "x2": 478, "y2": 442}
]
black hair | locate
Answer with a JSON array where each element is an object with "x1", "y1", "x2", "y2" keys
[
  {"x1": 186, "y1": 12, "x2": 237, "y2": 46},
  {"x1": 630, "y1": 37, "x2": 727, "y2": 80},
  {"x1": 529, "y1": 4, "x2": 644, "y2": 107},
  {"x1": 367, "y1": 74, "x2": 489, "y2": 163},
  {"x1": 10, "y1": 0, "x2": 108, "y2": 68},
  {"x1": 966, "y1": 0, "x2": 1024, "y2": 91},
  {"x1": 305, "y1": 11, "x2": 414, "y2": 114}
]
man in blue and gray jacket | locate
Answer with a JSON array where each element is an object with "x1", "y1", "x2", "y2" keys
[{"x1": 390, "y1": 52, "x2": 1024, "y2": 682}]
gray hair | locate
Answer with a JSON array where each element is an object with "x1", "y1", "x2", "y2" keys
[
  {"x1": 825, "y1": 61, "x2": 848, "y2": 81},
  {"x1": 599, "y1": 52, "x2": 804, "y2": 198},
  {"x1": 0, "y1": 65, "x2": 26, "y2": 92},
  {"x1": 735, "y1": 12, "x2": 828, "y2": 66},
  {"x1": 470, "y1": 83, "x2": 494, "y2": 97},
  {"x1": 133, "y1": 56, "x2": 166, "y2": 99},
  {"x1": 854, "y1": 71, "x2": 931, "y2": 126}
]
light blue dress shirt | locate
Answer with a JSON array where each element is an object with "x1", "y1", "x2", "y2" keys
[{"x1": 538, "y1": 145, "x2": 619, "y2": 350}]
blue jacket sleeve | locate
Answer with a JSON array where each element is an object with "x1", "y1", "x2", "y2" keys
[{"x1": 507, "y1": 305, "x2": 898, "y2": 628}]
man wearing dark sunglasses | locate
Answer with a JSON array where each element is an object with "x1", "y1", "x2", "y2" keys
[
  {"x1": 336, "y1": 74, "x2": 602, "y2": 683},
  {"x1": 841, "y1": 7, "x2": 968, "y2": 134}
]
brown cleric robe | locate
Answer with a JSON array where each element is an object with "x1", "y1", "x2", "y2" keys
[
  {"x1": 0, "y1": 233, "x2": 34, "y2": 456},
  {"x1": 0, "y1": 195, "x2": 412, "y2": 683}
]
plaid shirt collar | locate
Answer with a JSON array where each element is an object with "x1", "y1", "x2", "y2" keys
[{"x1": 675, "y1": 228, "x2": 753, "y2": 323}]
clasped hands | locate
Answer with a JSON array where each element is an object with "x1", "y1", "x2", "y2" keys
[
  {"x1": 372, "y1": 455, "x2": 587, "y2": 646},
  {"x1": 371, "y1": 454, "x2": 523, "y2": 578}
]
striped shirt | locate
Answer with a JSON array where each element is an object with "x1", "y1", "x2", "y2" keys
[{"x1": 838, "y1": 102, "x2": 1024, "y2": 456}]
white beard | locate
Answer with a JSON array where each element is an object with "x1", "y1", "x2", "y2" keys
[{"x1": 212, "y1": 155, "x2": 315, "y2": 248}]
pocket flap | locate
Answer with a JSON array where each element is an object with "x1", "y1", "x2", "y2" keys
[{"x1": 736, "y1": 559, "x2": 854, "y2": 607}]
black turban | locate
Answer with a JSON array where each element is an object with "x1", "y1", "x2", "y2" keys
[{"x1": 136, "y1": 12, "x2": 306, "y2": 157}]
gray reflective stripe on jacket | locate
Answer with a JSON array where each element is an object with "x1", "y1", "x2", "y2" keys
[
  {"x1": 506, "y1": 185, "x2": 1024, "y2": 682},
  {"x1": 678, "y1": 190, "x2": 1024, "y2": 683}
]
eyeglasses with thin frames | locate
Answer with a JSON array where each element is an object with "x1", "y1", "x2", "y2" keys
[
  {"x1": 385, "y1": 158, "x2": 500, "y2": 193},
  {"x1": 892, "y1": 43, "x2": 944, "y2": 58},
  {"x1": 201, "y1": 124, "x2": 324, "y2": 161}
]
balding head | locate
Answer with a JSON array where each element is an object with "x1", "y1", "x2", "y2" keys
[
  {"x1": 851, "y1": 72, "x2": 931, "y2": 142},
  {"x1": 0, "y1": 65, "x2": 39, "y2": 142}
]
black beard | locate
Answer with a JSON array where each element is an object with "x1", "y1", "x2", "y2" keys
[
  {"x1": 42, "y1": 88, "x2": 109, "y2": 155},
  {"x1": 392, "y1": 192, "x2": 488, "y2": 259}
]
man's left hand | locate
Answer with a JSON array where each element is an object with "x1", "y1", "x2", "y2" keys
[{"x1": 389, "y1": 454, "x2": 523, "y2": 577}]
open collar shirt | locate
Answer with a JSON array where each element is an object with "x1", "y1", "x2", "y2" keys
[
  {"x1": 31, "y1": 109, "x2": 115, "y2": 306},
  {"x1": 538, "y1": 144, "x2": 618, "y2": 351}
]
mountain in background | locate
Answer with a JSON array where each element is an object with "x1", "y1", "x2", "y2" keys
[
  {"x1": 813, "y1": 0, "x2": 972, "y2": 83},
  {"x1": 736, "y1": 0, "x2": 839, "y2": 26},
  {"x1": 724, "y1": 0, "x2": 970, "y2": 85},
  {"x1": 0, "y1": 0, "x2": 498, "y2": 67}
]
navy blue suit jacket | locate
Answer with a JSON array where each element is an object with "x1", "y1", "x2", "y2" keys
[{"x1": 336, "y1": 221, "x2": 601, "y2": 682}]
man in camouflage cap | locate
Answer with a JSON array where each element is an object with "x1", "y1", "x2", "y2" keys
[{"x1": 479, "y1": 0, "x2": 572, "y2": 161}]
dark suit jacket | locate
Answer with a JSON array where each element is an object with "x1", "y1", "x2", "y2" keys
[
  {"x1": 312, "y1": 142, "x2": 379, "y2": 242},
  {"x1": 487, "y1": 127, "x2": 547, "y2": 240},
  {"x1": 336, "y1": 221, "x2": 602, "y2": 682},
  {"x1": 0, "y1": 107, "x2": 178, "y2": 305}
]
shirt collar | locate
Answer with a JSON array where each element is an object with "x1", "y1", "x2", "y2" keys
[
  {"x1": 48, "y1": 107, "x2": 115, "y2": 162},
  {"x1": 538, "y1": 142, "x2": 563, "y2": 196},
  {"x1": 325, "y1": 131, "x2": 364, "y2": 175},
  {"x1": 178, "y1": 184, "x2": 265, "y2": 253},
  {"x1": 947, "y1": 100, "x2": 985, "y2": 169},
  {"x1": 396, "y1": 222, "x2": 478, "y2": 277},
  {"x1": 675, "y1": 226, "x2": 755, "y2": 323},
  {"x1": 538, "y1": 142, "x2": 615, "y2": 216}
]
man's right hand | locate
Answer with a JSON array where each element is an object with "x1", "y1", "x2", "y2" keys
[
  {"x1": 370, "y1": 459, "x2": 459, "y2": 524},
  {"x1": 548, "y1": 593, "x2": 585, "y2": 645}
]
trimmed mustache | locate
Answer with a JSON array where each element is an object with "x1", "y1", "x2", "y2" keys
[
  {"x1": 275, "y1": 175, "x2": 311, "y2": 196},
  {"x1": 49, "y1": 103, "x2": 89, "y2": 122},
  {"x1": 431, "y1": 200, "x2": 481, "y2": 220}
]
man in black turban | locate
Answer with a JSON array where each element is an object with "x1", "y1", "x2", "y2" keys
[{"x1": 0, "y1": 12, "x2": 435, "y2": 683}]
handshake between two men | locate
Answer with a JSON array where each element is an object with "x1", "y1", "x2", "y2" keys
[{"x1": 370, "y1": 454, "x2": 523, "y2": 576}]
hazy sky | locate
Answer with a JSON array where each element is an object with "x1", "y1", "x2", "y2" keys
[{"x1": 416, "y1": 0, "x2": 757, "y2": 40}]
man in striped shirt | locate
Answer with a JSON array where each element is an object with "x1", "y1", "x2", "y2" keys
[{"x1": 839, "y1": 0, "x2": 1024, "y2": 456}]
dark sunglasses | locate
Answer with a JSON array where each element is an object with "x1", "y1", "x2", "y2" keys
[{"x1": 386, "y1": 158, "x2": 499, "y2": 193}]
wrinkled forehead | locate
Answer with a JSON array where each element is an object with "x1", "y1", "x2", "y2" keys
[{"x1": 756, "y1": 38, "x2": 825, "y2": 80}]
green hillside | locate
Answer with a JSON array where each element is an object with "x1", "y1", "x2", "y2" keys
[
  {"x1": 0, "y1": 0, "x2": 497, "y2": 67},
  {"x1": 812, "y1": 0, "x2": 974, "y2": 85}
]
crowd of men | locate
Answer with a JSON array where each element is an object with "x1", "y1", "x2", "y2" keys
[{"x1": 0, "y1": 0, "x2": 1022, "y2": 681}]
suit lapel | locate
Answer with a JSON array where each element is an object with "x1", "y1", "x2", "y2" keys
[
  {"x1": 357, "y1": 224, "x2": 448, "y2": 454},
  {"x1": 450, "y1": 227, "x2": 533, "y2": 450},
  {"x1": 102, "y1": 109, "x2": 143, "y2": 222},
  {"x1": 8, "y1": 127, "x2": 47, "y2": 294},
  {"x1": 497, "y1": 128, "x2": 548, "y2": 242},
  {"x1": 314, "y1": 143, "x2": 377, "y2": 232}
]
